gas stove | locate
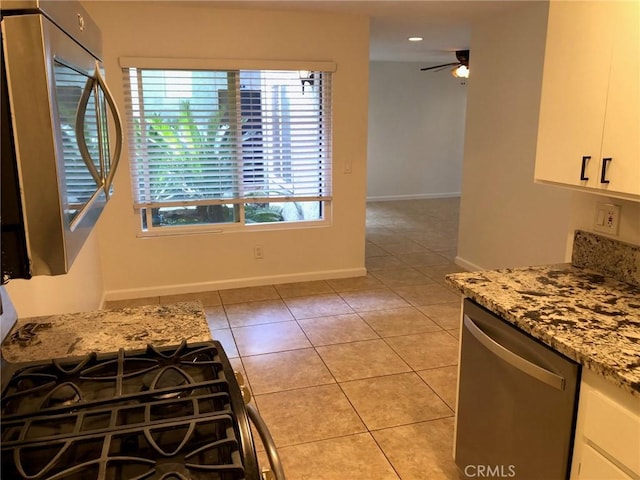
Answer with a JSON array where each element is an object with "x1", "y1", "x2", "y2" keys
[{"x1": 0, "y1": 340, "x2": 270, "y2": 480}]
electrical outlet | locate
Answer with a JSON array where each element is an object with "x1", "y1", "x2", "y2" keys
[
  {"x1": 254, "y1": 245, "x2": 264, "y2": 260},
  {"x1": 593, "y1": 203, "x2": 621, "y2": 236}
]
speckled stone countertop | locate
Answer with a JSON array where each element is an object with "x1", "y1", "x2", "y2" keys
[
  {"x1": 446, "y1": 264, "x2": 640, "y2": 397},
  {"x1": 1, "y1": 302, "x2": 211, "y2": 363}
]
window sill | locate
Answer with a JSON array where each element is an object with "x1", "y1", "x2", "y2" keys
[{"x1": 135, "y1": 218, "x2": 330, "y2": 238}]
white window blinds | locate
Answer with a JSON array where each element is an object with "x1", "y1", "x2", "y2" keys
[{"x1": 122, "y1": 68, "x2": 332, "y2": 212}]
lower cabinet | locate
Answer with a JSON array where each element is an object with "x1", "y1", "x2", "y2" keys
[
  {"x1": 579, "y1": 444, "x2": 632, "y2": 480},
  {"x1": 571, "y1": 370, "x2": 640, "y2": 479}
]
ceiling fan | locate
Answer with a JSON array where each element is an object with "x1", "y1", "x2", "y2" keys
[{"x1": 421, "y1": 50, "x2": 470, "y2": 78}]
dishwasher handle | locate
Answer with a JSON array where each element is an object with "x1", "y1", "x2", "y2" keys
[
  {"x1": 246, "y1": 402, "x2": 286, "y2": 480},
  {"x1": 463, "y1": 315, "x2": 565, "y2": 391}
]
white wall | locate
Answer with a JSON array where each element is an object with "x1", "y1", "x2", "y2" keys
[
  {"x1": 457, "y1": 1, "x2": 639, "y2": 271},
  {"x1": 83, "y1": 2, "x2": 370, "y2": 300},
  {"x1": 456, "y1": 1, "x2": 574, "y2": 270},
  {"x1": 4, "y1": 230, "x2": 104, "y2": 317},
  {"x1": 367, "y1": 61, "x2": 466, "y2": 200},
  {"x1": 566, "y1": 195, "x2": 640, "y2": 258},
  {"x1": 1, "y1": 286, "x2": 19, "y2": 339}
]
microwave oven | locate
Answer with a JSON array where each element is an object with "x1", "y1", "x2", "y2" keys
[{"x1": 1, "y1": 0, "x2": 122, "y2": 281}]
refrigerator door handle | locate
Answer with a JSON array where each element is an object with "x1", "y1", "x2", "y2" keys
[{"x1": 463, "y1": 315, "x2": 565, "y2": 391}]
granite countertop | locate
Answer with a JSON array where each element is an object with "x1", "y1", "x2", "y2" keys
[
  {"x1": 1, "y1": 301, "x2": 211, "y2": 363},
  {"x1": 446, "y1": 264, "x2": 640, "y2": 397}
]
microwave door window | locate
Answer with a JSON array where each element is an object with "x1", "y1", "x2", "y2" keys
[{"x1": 52, "y1": 61, "x2": 101, "y2": 225}]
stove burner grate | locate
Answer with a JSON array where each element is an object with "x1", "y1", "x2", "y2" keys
[
  {"x1": 7, "y1": 416, "x2": 245, "y2": 480},
  {"x1": 1, "y1": 341, "x2": 260, "y2": 480}
]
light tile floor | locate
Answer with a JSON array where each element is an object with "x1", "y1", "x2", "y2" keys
[{"x1": 106, "y1": 198, "x2": 467, "y2": 479}]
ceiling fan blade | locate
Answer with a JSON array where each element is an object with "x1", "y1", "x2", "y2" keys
[
  {"x1": 433, "y1": 64, "x2": 457, "y2": 72},
  {"x1": 420, "y1": 62, "x2": 458, "y2": 72}
]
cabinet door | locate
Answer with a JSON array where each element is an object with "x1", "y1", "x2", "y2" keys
[
  {"x1": 579, "y1": 444, "x2": 632, "y2": 480},
  {"x1": 535, "y1": 1, "x2": 614, "y2": 187},
  {"x1": 598, "y1": 1, "x2": 640, "y2": 197},
  {"x1": 573, "y1": 370, "x2": 640, "y2": 480}
]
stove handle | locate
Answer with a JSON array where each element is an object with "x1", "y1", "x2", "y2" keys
[{"x1": 246, "y1": 402, "x2": 286, "y2": 480}]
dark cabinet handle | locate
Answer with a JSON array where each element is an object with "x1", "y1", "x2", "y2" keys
[
  {"x1": 580, "y1": 156, "x2": 590, "y2": 181},
  {"x1": 600, "y1": 157, "x2": 612, "y2": 184}
]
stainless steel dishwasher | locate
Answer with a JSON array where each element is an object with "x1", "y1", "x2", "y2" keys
[{"x1": 455, "y1": 299, "x2": 580, "y2": 480}]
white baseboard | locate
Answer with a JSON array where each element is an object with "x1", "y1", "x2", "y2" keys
[
  {"x1": 102, "y1": 267, "x2": 367, "y2": 303},
  {"x1": 366, "y1": 193, "x2": 461, "y2": 202},
  {"x1": 454, "y1": 255, "x2": 484, "y2": 272}
]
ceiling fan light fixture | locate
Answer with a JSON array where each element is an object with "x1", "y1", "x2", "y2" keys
[
  {"x1": 420, "y1": 49, "x2": 470, "y2": 78},
  {"x1": 452, "y1": 64, "x2": 469, "y2": 78}
]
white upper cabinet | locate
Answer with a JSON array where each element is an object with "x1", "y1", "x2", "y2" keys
[
  {"x1": 535, "y1": 1, "x2": 640, "y2": 201},
  {"x1": 599, "y1": 2, "x2": 640, "y2": 197}
]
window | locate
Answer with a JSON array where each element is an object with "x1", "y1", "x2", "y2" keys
[{"x1": 122, "y1": 65, "x2": 332, "y2": 233}]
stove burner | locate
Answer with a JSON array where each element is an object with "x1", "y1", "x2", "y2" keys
[
  {"x1": 44, "y1": 382, "x2": 82, "y2": 408},
  {"x1": 156, "y1": 465, "x2": 190, "y2": 480},
  {"x1": 1, "y1": 341, "x2": 260, "y2": 480},
  {"x1": 142, "y1": 366, "x2": 194, "y2": 400}
]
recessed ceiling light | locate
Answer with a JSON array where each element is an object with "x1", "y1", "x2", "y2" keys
[{"x1": 408, "y1": 36, "x2": 423, "y2": 42}]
